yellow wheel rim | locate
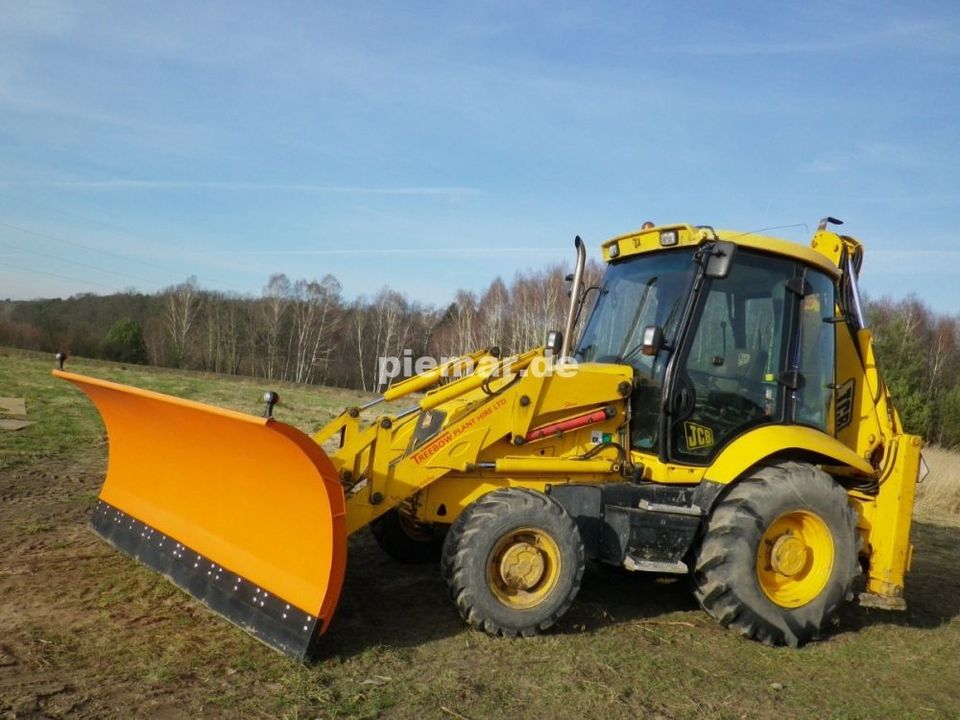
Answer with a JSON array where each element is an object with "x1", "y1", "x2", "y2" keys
[
  {"x1": 487, "y1": 527, "x2": 561, "y2": 609},
  {"x1": 756, "y1": 510, "x2": 834, "y2": 608}
]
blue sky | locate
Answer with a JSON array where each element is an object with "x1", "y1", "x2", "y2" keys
[{"x1": 1, "y1": 1, "x2": 958, "y2": 311}]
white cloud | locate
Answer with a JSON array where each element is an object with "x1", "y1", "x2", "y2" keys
[
  {"x1": 670, "y1": 18, "x2": 959, "y2": 57},
  {"x1": 0, "y1": 180, "x2": 480, "y2": 197},
  {"x1": 800, "y1": 141, "x2": 937, "y2": 175},
  {"x1": 0, "y1": 0, "x2": 80, "y2": 38}
]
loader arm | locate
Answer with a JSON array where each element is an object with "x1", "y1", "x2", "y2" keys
[{"x1": 313, "y1": 350, "x2": 633, "y2": 534}]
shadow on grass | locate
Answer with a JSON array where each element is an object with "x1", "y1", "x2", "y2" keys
[
  {"x1": 319, "y1": 534, "x2": 462, "y2": 657},
  {"x1": 322, "y1": 518, "x2": 960, "y2": 658},
  {"x1": 839, "y1": 519, "x2": 960, "y2": 634},
  {"x1": 321, "y1": 533, "x2": 700, "y2": 660},
  {"x1": 566, "y1": 563, "x2": 700, "y2": 629}
]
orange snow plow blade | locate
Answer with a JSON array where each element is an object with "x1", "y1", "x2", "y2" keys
[{"x1": 54, "y1": 370, "x2": 347, "y2": 660}]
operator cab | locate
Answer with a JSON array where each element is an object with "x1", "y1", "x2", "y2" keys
[{"x1": 575, "y1": 226, "x2": 837, "y2": 466}]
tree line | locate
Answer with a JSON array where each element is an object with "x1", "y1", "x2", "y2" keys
[
  {"x1": 867, "y1": 297, "x2": 960, "y2": 448},
  {"x1": 0, "y1": 261, "x2": 602, "y2": 393},
  {"x1": 1, "y1": 266, "x2": 957, "y2": 446}
]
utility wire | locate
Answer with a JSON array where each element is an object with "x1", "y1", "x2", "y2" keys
[
  {"x1": 192, "y1": 247, "x2": 549, "y2": 256},
  {"x1": 725, "y1": 223, "x2": 811, "y2": 240},
  {"x1": 0, "y1": 259, "x2": 115, "y2": 290},
  {"x1": 0, "y1": 197, "x2": 284, "y2": 292},
  {"x1": 0, "y1": 237, "x2": 153, "y2": 285},
  {"x1": 0, "y1": 192, "x2": 163, "y2": 244},
  {"x1": 0, "y1": 220, "x2": 252, "y2": 295},
  {"x1": 0, "y1": 219, "x2": 170, "y2": 272},
  {"x1": 0, "y1": 189, "x2": 176, "y2": 272}
]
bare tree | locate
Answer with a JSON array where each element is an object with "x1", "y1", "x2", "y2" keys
[
  {"x1": 478, "y1": 277, "x2": 508, "y2": 350},
  {"x1": 291, "y1": 275, "x2": 342, "y2": 384},
  {"x1": 259, "y1": 273, "x2": 292, "y2": 380},
  {"x1": 350, "y1": 298, "x2": 370, "y2": 391},
  {"x1": 164, "y1": 276, "x2": 201, "y2": 368},
  {"x1": 200, "y1": 292, "x2": 250, "y2": 375},
  {"x1": 370, "y1": 288, "x2": 409, "y2": 391}
]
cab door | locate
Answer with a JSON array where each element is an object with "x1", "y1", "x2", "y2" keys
[{"x1": 667, "y1": 250, "x2": 837, "y2": 464}]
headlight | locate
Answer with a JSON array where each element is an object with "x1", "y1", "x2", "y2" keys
[{"x1": 659, "y1": 230, "x2": 678, "y2": 247}]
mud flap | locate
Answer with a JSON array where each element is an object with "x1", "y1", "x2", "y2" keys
[{"x1": 54, "y1": 370, "x2": 347, "y2": 660}]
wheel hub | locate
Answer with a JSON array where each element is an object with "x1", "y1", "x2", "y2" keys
[
  {"x1": 487, "y1": 528, "x2": 562, "y2": 609},
  {"x1": 756, "y1": 510, "x2": 836, "y2": 608},
  {"x1": 769, "y1": 533, "x2": 809, "y2": 577},
  {"x1": 499, "y1": 542, "x2": 546, "y2": 589}
]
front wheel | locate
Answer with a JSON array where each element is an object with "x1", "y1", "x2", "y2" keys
[
  {"x1": 693, "y1": 462, "x2": 860, "y2": 646},
  {"x1": 441, "y1": 488, "x2": 585, "y2": 637}
]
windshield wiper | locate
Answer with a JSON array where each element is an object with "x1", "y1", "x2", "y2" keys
[
  {"x1": 617, "y1": 294, "x2": 682, "y2": 365},
  {"x1": 615, "y1": 277, "x2": 657, "y2": 360}
]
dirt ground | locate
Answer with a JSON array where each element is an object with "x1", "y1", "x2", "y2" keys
[
  {"x1": 3, "y1": 458, "x2": 960, "y2": 719},
  {"x1": 2, "y1": 351, "x2": 960, "y2": 719}
]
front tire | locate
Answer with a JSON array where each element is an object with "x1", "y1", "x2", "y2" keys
[
  {"x1": 693, "y1": 462, "x2": 859, "y2": 646},
  {"x1": 441, "y1": 488, "x2": 585, "y2": 637}
]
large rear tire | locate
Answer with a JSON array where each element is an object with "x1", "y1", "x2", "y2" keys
[
  {"x1": 693, "y1": 462, "x2": 859, "y2": 646},
  {"x1": 370, "y1": 509, "x2": 445, "y2": 564},
  {"x1": 441, "y1": 488, "x2": 585, "y2": 637}
]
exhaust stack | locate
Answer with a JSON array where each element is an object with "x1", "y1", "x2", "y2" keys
[{"x1": 560, "y1": 235, "x2": 586, "y2": 360}]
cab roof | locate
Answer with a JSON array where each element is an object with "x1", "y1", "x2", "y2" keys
[{"x1": 600, "y1": 224, "x2": 841, "y2": 280}]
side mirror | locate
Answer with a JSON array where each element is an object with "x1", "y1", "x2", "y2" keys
[
  {"x1": 705, "y1": 240, "x2": 736, "y2": 279},
  {"x1": 641, "y1": 326, "x2": 663, "y2": 356},
  {"x1": 545, "y1": 330, "x2": 563, "y2": 355}
]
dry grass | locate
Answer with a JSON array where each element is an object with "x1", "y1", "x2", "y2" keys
[
  {"x1": 914, "y1": 445, "x2": 960, "y2": 521},
  {"x1": 3, "y1": 347, "x2": 960, "y2": 718}
]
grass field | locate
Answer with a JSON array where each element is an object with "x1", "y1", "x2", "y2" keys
[{"x1": 2, "y1": 347, "x2": 960, "y2": 719}]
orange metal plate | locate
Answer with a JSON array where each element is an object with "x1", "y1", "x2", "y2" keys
[{"x1": 54, "y1": 370, "x2": 347, "y2": 637}]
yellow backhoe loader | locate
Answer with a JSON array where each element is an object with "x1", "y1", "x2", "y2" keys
[{"x1": 55, "y1": 218, "x2": 923, "y2": 659}]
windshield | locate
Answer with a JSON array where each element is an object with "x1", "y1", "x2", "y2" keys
[
  {"x1": 575, "y1": 249, "x2": 697, "y2": 376},
  {"x1": 575, "y1": 249, "x2": 698, "y2": 452}
]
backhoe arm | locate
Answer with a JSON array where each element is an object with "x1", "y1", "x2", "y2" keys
[{"x1": 811, "y1": 228, "x2": 923, "y2": 605}]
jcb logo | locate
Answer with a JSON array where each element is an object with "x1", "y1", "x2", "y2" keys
[
  {"x1": 835, "y1": 378, "x2": 855, "y2": 431},
  {"x1": 684, "y1": 422, "x2": 715, "y2": 450}
]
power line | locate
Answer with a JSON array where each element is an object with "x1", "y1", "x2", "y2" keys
[
  {"x1": 0, "y1": 191, "x2": 159, "y2": 241},
  {"x1": 0, "y1": 200, "x2": 386, "y2": 297},
  {"x1": 192, "y1": 247, "x2": 551, "y2": 256},
  {"x1": 0, "y1": 219, "x2": 170, "y2": 272},
  {"x1": 0, "y1": 195, "x2": 262, "y2": 289},
  {"x1": 0, "y1": 237, "x2": 154, "y2": 285},
  {"x1": 0, "y1": 220, "x2": 252, "y2": 295},
  {"x1": 0, "y1": 259, "x2": 115, "y2": 290},
  {"x1": 0, "y1": 190, "x2": 181, "y2": 272}
]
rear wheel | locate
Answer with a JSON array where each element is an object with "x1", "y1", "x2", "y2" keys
[
  {"x1": 441, "y1": 488, "x2": 584, "y2": 637},
  {"x1": 693, "y1": 462, "x2": 859, "y2": 646},
  {"x1": 370, "y1": 509, "x2": 445, "y2": 564}
]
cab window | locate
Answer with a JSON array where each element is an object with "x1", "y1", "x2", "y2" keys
[
  {"x1": 794, "y1": 270, "x2": 836, "y2": 432},
  {"x1": 670, "y1": 251, "x2": 794, "y2": 463}
]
